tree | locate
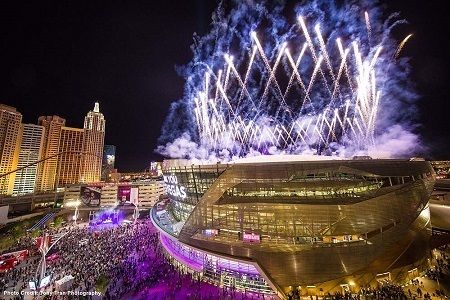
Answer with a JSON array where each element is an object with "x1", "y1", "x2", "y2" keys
[
  {"x1": 54, "y1": 216, "x2": 63, "y2": 228},
  {"x1": 10, "y1": 224, "x2": 24, "y2": 240},
  {"x1": 30, "y1": 229, "x2": 41, "y2": 238}
]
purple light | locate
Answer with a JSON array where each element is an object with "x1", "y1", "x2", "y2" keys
[
  {"x1": 160, "y1": 234, "x2": 260, "y2": 275},
  {"x1": 243, "y1": 232, "x2": 261, "y2": 243},
  {"x1": 89, "y1": 208, "x2": 124, "y2": 229},
  {"x1": 160, "y1": 234, "x2": 203, "y2": 271}
]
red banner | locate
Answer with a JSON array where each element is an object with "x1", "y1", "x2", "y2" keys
[{"x1": 0, "y1": 250, "x2": 28, "y2": 272}]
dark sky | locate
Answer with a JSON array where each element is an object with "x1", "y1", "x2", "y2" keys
[{"x1": 0, "y1": 1, "x2": 449, "y2": 171}]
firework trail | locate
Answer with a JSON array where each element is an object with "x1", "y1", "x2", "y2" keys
[
  {"x1": 365, "y1": 11, "x2": 372, "y2": 45},
  {"x1": 395, "y1": 33, "x2": 413, "y2": 58},
  {"x1": 157, "y1": 0, "x2": 420, "y2": 161}
]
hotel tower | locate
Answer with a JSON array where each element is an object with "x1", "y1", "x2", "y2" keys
[
  {"x1": 80, "y1": 103, "x2": 105, "y2": 183},
  {"x1": 0, "y1": 104, "x2": 22, "y2": 194}
]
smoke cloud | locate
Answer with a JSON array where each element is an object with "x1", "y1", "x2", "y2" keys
[{"x1": 157, "y1": 0, "x2": 422, "y2": 163}]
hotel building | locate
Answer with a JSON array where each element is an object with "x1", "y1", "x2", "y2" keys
[
  {"x1": 37, "y1": 115, "x2": 66, "y2": 191},
  {"x1": 57, "y1": 126, "x2": 84, "y2": 186},
  {"x1": 0, "y1": 104, "x2": 22, "y2": 195},
  {"x1": 12, "y1": 124, "x2": 45, "y2": 195},
  {"x1": 80, "y1": 103, "x2": 105, "y2": 183}
]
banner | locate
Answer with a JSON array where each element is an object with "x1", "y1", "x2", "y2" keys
[
  {"x1": 130, "y1": 187, "x2": 139, "y2": 206},
  {"x1": 80, "y1": 186, "x2": 101, "y2": 207},
  {"x1": 0, "y1": 250, "x2": 29, "y2": 272},
  {"x1": 117, "y1": 186, "x2": 132, "y2": 205},
  {"x1": 243, "y1": 232, "x2": 261, "y2": 243}
]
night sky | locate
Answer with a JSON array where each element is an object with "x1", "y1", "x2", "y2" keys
[{"x1": 0, "y1": 1, "x2": 449, "y2": 171}]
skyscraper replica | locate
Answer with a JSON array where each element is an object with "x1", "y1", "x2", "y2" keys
[
  {"x1": 101, "y1": 144, "x2": 116, "y2": 181},
  {"x1": 0, "y1": 104, "x2": 22, "y2": 195},
  {"x1": 0, "y1": 102, "x2": 106, "y2": 196},
  {"x1": 12, "y1": 124, "x2": 44, "y2": 195},
  {"x1": 80, "y1": 103, "x2": 105, "y2": 183}
]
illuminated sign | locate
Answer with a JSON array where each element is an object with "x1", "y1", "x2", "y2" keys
[
  {"x1": 118, "y1": 186, "x2": 131, "y2": 205},
  {"x1": 150, "y1": 161, "x2": 163, "y2": 177},
  {"x1": 106, "y1": 154, "x2": 115, "y2": 166},
  {"x1": 80, "y1": 186, "x2": 101, "y2": 207},
  {"x1": 243, "y1": 232, "x2": 260, "y2": 243},
  {"x1": 163, "y1": 175, "x2": 187, "y2": 199},
  {"x1": 204, "y1": 229, "x2": 219, "y2": 236}
]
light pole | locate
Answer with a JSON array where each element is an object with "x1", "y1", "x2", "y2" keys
[
  {"x1": 36, "y1": 232, "x2": 49, "y2": 288},
  {"x1": 65, "y1": 200, "x2": 81, "y2": 224},
  {"x1": 53, "y1": 151, "x2": 63, "y2": 208},
  {"x1": 133, "y1": 195, "x2": 140, "y2": 222},
  {"x1": 34, "y1": 230, "x2": 70, "y2": 288},
  {"x1": 23, "y1": 151, "x2": 32, "y2": 195}
]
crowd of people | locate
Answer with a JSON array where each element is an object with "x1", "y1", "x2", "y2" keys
[
  {"x1": 427, "y1": 245, "x2": 450, "y2": 281},
  {"x1": 1, "y1": 216, "x2": 449, "y2": 300},
  {"x1": 104, "y1": 224, "x2": 270, "y2": 299},
  {"x1": 0, "y1": 217, "x2": 279, "y2": 300},
  {"x1": 0, "y1": 220, "x2": 146, "y2": 299},
  {"x1": 0, "y1": 235, "x2": 35, "y2": 256},
  {"x1": 104, "y1": 225, "x2": 161, "y2": 299},
  {"x1": 286, "y1": 283, "x2": 410, "y2": 300},
  {"x1": 286, "y1": 281, "x2": 448, "y2": 300},
  {"x1": 42, "y1": 222, "x2": 149, "y2": 297},
  {"x1": 0, "y1": 226, "x2": 58, "y2": 295},
  {"x1": 0, "y1": 254, "x2": 40, "y2": 295}
]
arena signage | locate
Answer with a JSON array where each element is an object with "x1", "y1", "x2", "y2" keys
[
  {"x1": 163, "y1": 175, "x2": 187, "y2": 199},
  {"x1": 243, "y1": 232, "x2": 261, "y2": 243},
  {"x1": 203, "y1": 229, "x2": 219, "y2": 236}
]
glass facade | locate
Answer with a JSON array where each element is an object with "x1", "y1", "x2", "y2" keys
[
  {"x1": 160, "y1": 234, "x2": 274, "y2": 294},
  {"x1": 153, "y1": 158, "x2": 435, "y2": 298}
]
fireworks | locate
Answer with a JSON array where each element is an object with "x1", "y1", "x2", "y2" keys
[
  {"x1": 395, "y1": 33, "x2": 413, "y2": 58},
  {"x1": 158, "y1": 1, "x2": 417, "y2": 161},
  {"x1": 193, "y1": 14, "x2": 382, "y2": 157}
]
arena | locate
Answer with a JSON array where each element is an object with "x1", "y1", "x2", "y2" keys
[{"x1": 151, "y1": 156, "x2": 435, "y2": 298}]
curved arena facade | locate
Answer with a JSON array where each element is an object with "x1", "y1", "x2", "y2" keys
[{"x1": 151, "y1": 158, "x2": 435, "y2": 298}]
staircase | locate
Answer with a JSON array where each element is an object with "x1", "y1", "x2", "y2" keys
[{"x1": 28, "y1": 213, "x2": 54, "y2": 231}]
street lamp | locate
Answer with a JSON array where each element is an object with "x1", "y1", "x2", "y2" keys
[
  {"x1": 65, "y1": 200, "x2": 81, "y2": 224},
  {"x1": 349, "y1": 280, "x2": 355, "y2": 295},
  {"x1": 34, "y1": 230, "x2": 70, "y2": 289},
  {"x1": 133, "y1": 196, "x2": 140, "y2": 222}
]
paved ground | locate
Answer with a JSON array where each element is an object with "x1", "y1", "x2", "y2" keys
[
  {"x1": 123, "y1": 276, "x2": 274, "y2": 300},
  {"x1": 2, "y1": 218, "x2": 450, "y2": 300}
]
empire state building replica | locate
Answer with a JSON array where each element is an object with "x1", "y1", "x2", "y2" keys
[{"x1": 80, "y1": 102, "x2": 105, "y2": 183}]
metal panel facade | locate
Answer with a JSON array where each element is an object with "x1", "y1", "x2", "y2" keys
[{"x1": 154, "y1": 159, "x2": 435, "y2": 297}]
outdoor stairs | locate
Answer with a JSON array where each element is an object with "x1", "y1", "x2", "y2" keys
[{"x1": 28, "y1": 213, "x2": 54, "y2": 231}]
